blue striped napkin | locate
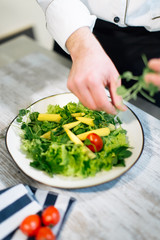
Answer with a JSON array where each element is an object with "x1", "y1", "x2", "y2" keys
[{"x1": 0, "y1": 184, "x2": 76, "y2": 240}]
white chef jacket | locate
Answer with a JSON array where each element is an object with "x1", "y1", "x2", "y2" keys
[{"x1": 37, "y1": 0, "x2": 160, "y2": 52}]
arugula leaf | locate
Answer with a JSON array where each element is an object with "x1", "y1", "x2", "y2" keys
[
  {"x1": 84, "y1": 138, "x2": 97, "y2": 152},
  {"x1": 16, "y1": 109, "x2": 30, "y2": 123},
  {"x1": 117, "y1": 55, "x2": 159, "y2": 103}
]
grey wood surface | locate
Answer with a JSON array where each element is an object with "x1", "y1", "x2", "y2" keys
[{"x1": 0, "y1": 36, "x2": 160, "y2": 240}]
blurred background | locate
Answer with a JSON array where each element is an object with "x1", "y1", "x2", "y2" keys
[{"x1": 0, "y1": 0, "x2": 53, "y2": 50}]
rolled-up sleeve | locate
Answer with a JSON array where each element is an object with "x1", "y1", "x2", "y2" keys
[{"x1": 37, "y1": 0, "x2": 97, "y2": 53}]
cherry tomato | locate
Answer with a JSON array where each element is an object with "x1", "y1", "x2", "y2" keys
[
  {"x1": 20, "y1": 214, "x2": 41, "y2": 237},
  {"x1": 86, "y1": 133, "x2": 103, "y2": 152},
  {"x1": 36, "y1": 227, "x2": 56, "y2": 240},
  {"x1": 42, "y1": 206, "x2": 60, "y2": 226}
]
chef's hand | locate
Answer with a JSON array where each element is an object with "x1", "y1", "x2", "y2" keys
[
  {"x1": 145, "y1": 58, "x2": 160, "y2": 88},
  {"x1": 66, "y1": 27, "x2": 127, "y2": 115}
]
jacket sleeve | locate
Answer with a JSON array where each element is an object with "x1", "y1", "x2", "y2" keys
[{"x1": 37, "y1": 0, "x2": 97, "y2": 53}]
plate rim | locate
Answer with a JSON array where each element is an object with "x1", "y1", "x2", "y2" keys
[{"x1": 5, "y1": 92, "x2": 144, "y2": 189}]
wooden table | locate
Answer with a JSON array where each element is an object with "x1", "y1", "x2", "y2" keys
[{"x1": 0, "y1": 36, "x2": 160, "y2": 240}]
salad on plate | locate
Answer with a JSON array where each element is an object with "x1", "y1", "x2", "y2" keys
[{"x1": 16, "y1": 101, "x2": 132, "y2": 178}]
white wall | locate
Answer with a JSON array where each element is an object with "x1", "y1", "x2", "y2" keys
[{"x1": 0, "y1": 0, "x2": 53, "y2": 50}]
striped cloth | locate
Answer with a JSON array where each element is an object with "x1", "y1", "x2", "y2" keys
[{"x1": 0, "y1": 184, "x2": 76, "y2": 240}]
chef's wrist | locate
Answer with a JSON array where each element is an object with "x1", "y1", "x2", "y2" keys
[{"x1": 66, "y1": 27, "x2": 96, "y2": 61}]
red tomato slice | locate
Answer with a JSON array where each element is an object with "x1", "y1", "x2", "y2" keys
[{"x1": 86, "y1": 133, "x2": 103, "y2": 152}]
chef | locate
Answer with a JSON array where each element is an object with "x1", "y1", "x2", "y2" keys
[{"x1": 37, "y1": 0, "x2": 160, "y2": 114}]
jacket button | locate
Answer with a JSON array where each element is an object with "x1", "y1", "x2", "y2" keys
[{"x1": 114, "y1": 16, "x2": 120, "y2": 23}]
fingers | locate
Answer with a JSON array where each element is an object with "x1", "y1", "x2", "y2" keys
[
  {"x1": 69, "y1": 84, "x2": 97, "y2": 110},
  {"x1": 109, "y1": 74, "x2": 127, "y2": 111},
  {"x1": 88, "y1": 83, "x2": 118, "y2": 114},
  {"x1": 145, "y1": 58, "x2": 160, "y2": 87},
  {"x1": 68, "y1": 74, "x2": 116, "y2": 114},
  {"x1": 148, "y1": 59, "x2": 160, "y2": 72},
  {"x1": 145, "y1": 73, "x2": 160, "y2": 87},
  {"x1": 67, "y1": 71, "x2": 97, "y2": 110},
  {"x1": 68, "y1": 73, "x2": 125, "y2": 115},
  {"x1": 68, "y1": 77, "x2": 116, "y2": 114}
]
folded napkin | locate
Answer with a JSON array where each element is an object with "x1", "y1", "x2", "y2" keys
[{"x1": 0, "y1": 184, "x2": 76, "y2": 240}]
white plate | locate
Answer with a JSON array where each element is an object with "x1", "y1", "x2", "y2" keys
[{"x1": 6, "y1": 92, "x2": 144, "y2": 189}]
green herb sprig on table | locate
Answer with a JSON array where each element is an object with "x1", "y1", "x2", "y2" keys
[{"x1": 117, "y1": 55, "x2": 159, "y2": 103}]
